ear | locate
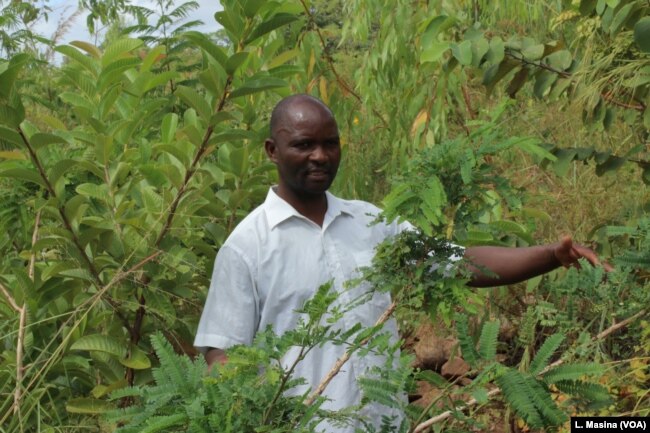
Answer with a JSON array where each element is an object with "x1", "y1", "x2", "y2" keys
[{"x1": 264, "y1": 138, "x2": 278, "y2": 163}]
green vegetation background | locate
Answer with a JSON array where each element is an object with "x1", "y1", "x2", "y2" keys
[{"x1": 0, "y1": 0, "x2": 649, "y2": 431}]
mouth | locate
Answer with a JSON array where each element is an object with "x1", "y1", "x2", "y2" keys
[{"x1": 307, "y1": 169, "x2": 330, "y2": 177}]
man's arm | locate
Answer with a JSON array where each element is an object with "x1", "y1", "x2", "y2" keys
[
  {"x1": 465, "y1": 236, "x2": 612, "y2": 288},
  {"x1": 205, "y1": 347, "x2": 228, "y2": 370}
]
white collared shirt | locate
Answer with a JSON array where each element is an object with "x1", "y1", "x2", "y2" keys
[{"x1": 194, "y1": 188, "x2": 411, "y2": 432}]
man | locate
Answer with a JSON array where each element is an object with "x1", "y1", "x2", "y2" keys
[{"x1": 194, "y1": 94, "x2": 608, "y2": 432}]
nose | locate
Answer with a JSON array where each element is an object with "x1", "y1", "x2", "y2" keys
[{"x1": 309, "y1": 144, "x2": 328, "y2": 164}]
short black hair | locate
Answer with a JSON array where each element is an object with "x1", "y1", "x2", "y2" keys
[{"x1": 269, "y1": 94, "x2": 333, "y2": 138}]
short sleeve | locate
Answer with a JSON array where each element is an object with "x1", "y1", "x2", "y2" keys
[{"x1": 194, "y1": 245, "x2": 259, "y2": 353}]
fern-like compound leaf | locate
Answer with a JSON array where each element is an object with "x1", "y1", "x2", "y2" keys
[
  {"x1": 455, "y1": 313, "x2": 480, "y2": 367},
  {"x1": 496, "y1": 369, "x2": 544, "y2": 428},
  {"x1": 529, "y1": 333, "x2": 564, "y2": 375},
  {"x1": 543, "y1": 363, "x2": 603, "y2": 384},
  {"x1": 478, "y1": 320, "x2": 500, "y2": 361}
]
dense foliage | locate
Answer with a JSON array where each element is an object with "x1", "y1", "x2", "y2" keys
[{"x1": 0, "y1": 0, "x2": 648, "y2": 432}]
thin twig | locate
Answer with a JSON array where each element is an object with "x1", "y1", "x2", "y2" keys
[
  {"x1": 305, "y1": 300, "x2": 397, "y2": 406},
  {"x1": 412, "y1": 308, "x2": 649, "y2": 432}
]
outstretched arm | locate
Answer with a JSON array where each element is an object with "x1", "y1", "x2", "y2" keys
[{"x1": 465, "y1": 236, "x2": 612, "y2": 288}]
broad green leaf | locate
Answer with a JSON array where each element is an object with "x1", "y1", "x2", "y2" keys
[
  {"x1": 546, "y1": 50, "x2": 572, "y2": 71},
  {"x1": 421, "y1": 42, "x2": 450, "y2": 64},
  {"x1": 228, "y1": 77, "x2": 287, "y2": 98},
  {"x1": 0, "y1": 53, "x2": 29, "y2": 98},
  {"x1": 0, "y1": 167, "x2": 45, "y2": 187},
  {"x1": 101, "y1": 38, "x2": 143, "y2": 68},
  {"x1": 451, "y1": 40, "x2": 472, "y2": 66},
  {"x1": 580, "y1": 0, "x2": 598, "y2": 14},
  {"x1": 176, "y1": 86, "x2": 212, "y2": 121},
  {"x1": 644, "y1": 106, "x2": 650, "y2": 129},
  {"x1": 0, "y1": 150, "x2": 25, "y2": 160},
  {"x1": 71, "y1": 334, "x2": 126, "y2": 358},
  {"x1": 517, "y1": 138, "x2": 557, "y2": 161},
  {"x1": 610, "y1": 2, "x2": 635, "y2": 36},
  {"x1": 552, "y1": 148, "x2": 577, "y2": 176},
  {"x1": 70, "y1": 41, "x2": 101, "y2": 59},
  {"x1": 49, "y1": 159, "x2": 79, "y2": 184},
  {"x1": 533, "y1": 71, "x2": 557, "y2": 99},
  {"x1": 30, "y1": 132, "x2": 68, "y2": 150},
  {"x1": 595, "y1": 155, "x2": 626, "y2": 175},
  {"x1": 268, "y1": 49, "x2": 300, "y2": 68},
  {"x1": 242, "y1": 0, "x2": 265, "y2": 17},
  {"x1": 184, "y1": 31, "x2": 228, "y2": 67},
  {"x1": 76, "y1": 183, "x2": 109, "y2": 202},
  {"x1": 483, "y1": 59, "x2": 518, "y2": 92},
  {"x1": 246, "y1": 13, "x2": 300, "y2": 43},
  {"x1": 506, "y1": 68, "x2": 529, "y2": 97},
  {"x1": 162, "y1": 113, "x2": 178, "y2": 143},
  {"x1": 66, "y1": 398, "x2": 114, "y2": 414},
  {"x1": 634, "y1": 17, "x2": 650, "y2": 53},
  {"x1": 225, "y1": 52, "x2": 250, "y2": 75},
  {"x1": 522, "y1": 43, "x2": 545, "y2": 60},
  {"x1": 141, "y1": 45, "x2": 166, "y2": 72},
  {"x1": 605, "y1": 0, "x2": 620, "y2": 8},
  {"x1": 119, "y1": 345, "x2": 151, "y2": 369},
  {"x1": 0, "y1": 125, "x2": 23, "y2": 147},
  {"x1": 55, "y1": 45, "x2": 98, "y2": 75},
  {"x1": 59, "y1": 92, "x2": 95, "y2": 111}
]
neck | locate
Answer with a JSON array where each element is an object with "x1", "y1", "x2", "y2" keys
[{"x1": 274, "y1": 185, "x2": 328, "y2": 227}]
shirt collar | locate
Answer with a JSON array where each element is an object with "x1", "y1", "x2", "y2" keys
[{"x1": 264, "y1": 187, "x2": 353, "y2": 230}]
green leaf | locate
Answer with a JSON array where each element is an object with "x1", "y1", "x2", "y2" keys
[
  {"x1": 101, "y1": 38, "x2": 143, "y2": 68},
  {"x1": 522, "y1": 44, "x2": 545, "y2": 60},
  {"x1": 183, "y1": 31, "x2": 228, "y2": 67},
  {"x1": 55, "y1": 45, "x2": 98, "y2": 75},
  {"x1": 580, "y1": 0, "x2": 598, "y2": 14},
  {"x1": 0, "y1": 167, "x2": 45, "y2": 187},
  {"x1": 225, "y1": 52, "x2": 250, "y2": 75},
  {"x1": 161, "y1": 113, "x2": 178, "y2": 143},
  {"x1": 421, "y1": 42, "x2": 450, "y2": 64},
  {"x1": 30, "y1": 132, "x2": 68, "y2": 150},
  {"x1": 76, "y1": 183, "x2": 109, "y2": 202},
  {"x1": 66, "y1": 398, "x2": 114, "y2": 414},
  {"x1": 267, "y1": 49, "x2": 300, "y2": 68},
  {"x1": 644, "y1": 106, "x2": 650, "y2": 130},
  {"x1": 609, "y1": 2, "x2": 635, "y2": 36},
  {"x1": 543, "y1": 363, "x2": 603, "y2": 383},
  {"x1": 595, "y1": 155, "x2": 626, "y2": 176},
  {"x1": 175, "y1": 86, "x2": 212, "y2": 121},
  {"x1": 140, "y1": 44, "x2": 166, "y2": 72},
  {"x1": 507, "y1": 68, "x2": 529, "y2": 98},
  {"x1": 242, "y1": 0, "x2": 265, "y2": 17},
  {"x1": 228, "y1": 77, "x2": 287, "y2": 98},
  {"x1": 533, "y1": 71, "x2": 557, "y2": 99},
  {"x1": 0, "y1": 126, "x2": 23, "y2": 147},
  {"x1": 546, "y1": 50, "x2": 572, "y2": 71},
  {"x1": 451, "y1": 40, "x2": 472, "y2": 66},
  {"x1": 71, "y1": 334, "x2": 126, "y2": 358},
  {"x1": 70, "y1": 40, "x2": 101, "y2": 59},
  {"x1": 517, "y1": 138, "x2": 557, "y2": 161},
  {"x1": 636, "y1": 17, "x2": 650, "y2": 53},
  {"x1": 551, "y1": 148, "x2": 577, "y2": 177},
  {"x1": 478, "y1": 320, "x2": 500, "y2": 361},
  {"x1": 119, "y1": 345, "x2": 151, "y2": 369},
  {"x1": 0, "y1": 53, "x2": 29, "y2": 98},
  {"x1": 530, "y1": 334, "x2": 564, "y2": 375},
  {"x1": 246, "y1": 13, "x2": 300, "y2": 43}
]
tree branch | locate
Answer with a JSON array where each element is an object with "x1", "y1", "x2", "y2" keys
[{"x1": 305, "y1": 300, "x2": 397, "y2": 406}]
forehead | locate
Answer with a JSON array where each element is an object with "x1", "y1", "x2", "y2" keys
[{"x1": 274, "y1": 100, "x2": 338, "y2": 137}]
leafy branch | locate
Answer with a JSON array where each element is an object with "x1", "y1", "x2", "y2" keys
[{"x1": 412, "y1": 308, "x2": 649, "y2": 432}]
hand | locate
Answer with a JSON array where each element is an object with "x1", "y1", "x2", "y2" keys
[{"x1": 553, "y1": 235, "x2": 614, "y2": 272}]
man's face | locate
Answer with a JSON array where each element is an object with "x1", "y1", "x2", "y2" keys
[{"x1": 265, "y1": 100, "x2": 341, "y2": 198}]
